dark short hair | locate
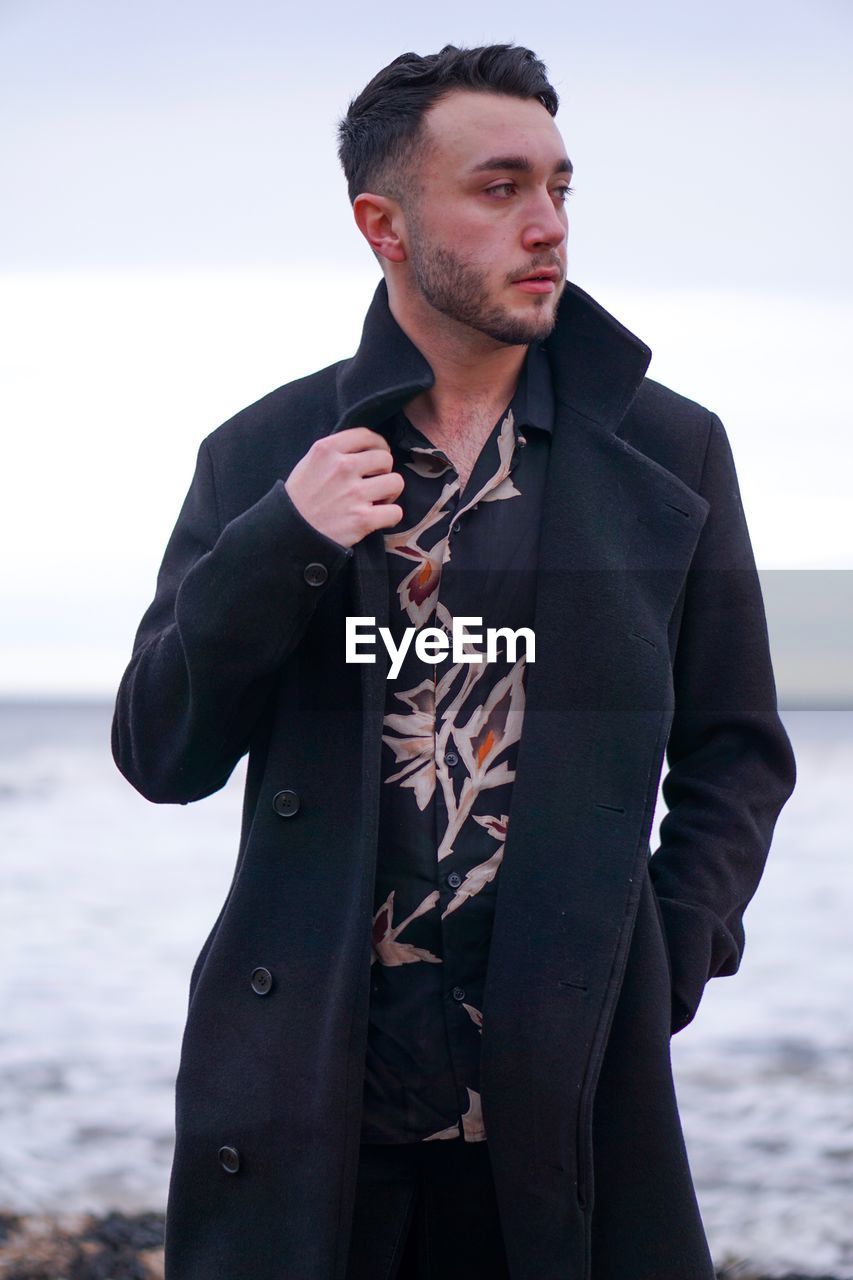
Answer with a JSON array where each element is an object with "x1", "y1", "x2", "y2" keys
[{"x1": 336, "y1": 43, "x2": 559, "y2": 208}]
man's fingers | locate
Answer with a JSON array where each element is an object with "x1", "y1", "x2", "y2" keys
[
  {"x1": 288, "y1": 425, "x2": 402, "y2": 547},
  {"x1": 350, "y1": 447, "x2": 397, "y2": 478},
  {"x1": 361, "y1": 471, "x2": 405, "y2": 504},
  {"x1": 369, "y1": 503, "x2": 404, "y2": 530},
  {"x1": 333, "y1": 426, "x2": 391, "y2": 453}
]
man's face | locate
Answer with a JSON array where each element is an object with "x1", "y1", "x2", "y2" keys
[{"x1": 401, "y1": 90, "x2": 571, "y2": 346}]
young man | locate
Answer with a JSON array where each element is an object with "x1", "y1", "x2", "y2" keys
[{"x1": 112, "y1": 44, "x2": 796, "y2": 1280}]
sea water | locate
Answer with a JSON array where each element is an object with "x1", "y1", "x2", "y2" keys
[{"x1": 0, "y1": 701, "x2": 850, "y2": 1277}]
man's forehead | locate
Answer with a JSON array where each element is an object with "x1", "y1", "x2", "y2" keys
[{"x1": 421, "y1": 91, "x2": 569, "y2": 171}]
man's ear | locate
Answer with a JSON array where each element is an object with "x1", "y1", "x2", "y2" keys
[{"x1": 353, "y1": 192, "x2": 407, "y2": 265}]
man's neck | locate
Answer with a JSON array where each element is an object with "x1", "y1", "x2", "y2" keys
[{"x1": 387, "y1": 280, "x2": 528, "y2": 438}]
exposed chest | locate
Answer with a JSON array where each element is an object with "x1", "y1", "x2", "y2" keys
[{"x1": 418, "y1": 418, "x2": 500, "y2": 494}]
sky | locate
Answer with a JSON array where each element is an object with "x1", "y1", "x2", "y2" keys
[{"x1": 0, "y1": 0, "x2": 851, "y2": 700}]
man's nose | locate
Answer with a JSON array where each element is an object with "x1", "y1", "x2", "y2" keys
[{"x1": 521, "y1": 190, "x2": 568, "y2": 252}]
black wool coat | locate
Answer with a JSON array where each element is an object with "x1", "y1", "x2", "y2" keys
[{"x1": 111, "y1": 276, "x2": 797, "y2": 1280}]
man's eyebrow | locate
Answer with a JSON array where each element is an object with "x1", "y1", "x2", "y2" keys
[{"x1": 468, "y1": 154, "x2": 573, "y2": 176}]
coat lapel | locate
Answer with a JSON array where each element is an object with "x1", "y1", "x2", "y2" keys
[
  {"x1": 526, "y1": 277, "x2": 711, "y2": 736},
  {"x1": 475, "y1": 296, "x2": 712, "y2": 1203}
]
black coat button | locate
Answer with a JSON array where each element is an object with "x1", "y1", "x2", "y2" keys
[
  {"x1": 272, "y1": 789, "x2": 300, "y2": 817},
  {"x1": 451, "y1": 986, "x2": 466, "y2": 1002},
  {"x1": 251, "y1": 966, "x2": 273, "y2": 995},
  {"x1": 304, "y1": 562, "x2": 328, "y2": 586},
  {"x1": 218, "y1": 1145, "x2": 240, "y2": 1173},
  {"x1": 447, "y1": 872, "x2": 462, "y2": 889}
]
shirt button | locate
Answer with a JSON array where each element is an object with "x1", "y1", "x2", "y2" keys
[
  {"x1": 451, "y1": 986, "x2": 466, "y2": 1002},
  {"x1": 250, "y1": 966, "x2": 273, "y2": 995},
  {"x1": 447, "y1": 871, "x2": 462, "y2": 889},
  {"x1": 517, "y1": 434, "x2": 527, "y2": 448},
  {"x1": 445, "y1": 750, "x2": 459, "y2": 767},
  {"x1": 218, "y1": 1145, "x2": 241, "y2": 1174},
  {"x1": 272, "y1": 789, "x2": 300, "y2": 818},
  {"x1": 304, "y1": 562, "x2": 328, "y2": 586}
]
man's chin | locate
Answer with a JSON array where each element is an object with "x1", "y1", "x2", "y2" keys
[{"x1": 480, "y1": 306, "x2": 558, "y2": 347}]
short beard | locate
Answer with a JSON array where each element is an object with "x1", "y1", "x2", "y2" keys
[{"x1": 406, "y1": 219, "x2": 559, "y2": 346}]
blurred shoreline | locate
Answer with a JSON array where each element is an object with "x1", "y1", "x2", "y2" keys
[{"x1": 0, "y1": 1209, "x2": 847, "y2": 1280}]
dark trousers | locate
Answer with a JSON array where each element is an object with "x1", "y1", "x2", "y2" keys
[{"x1": 344, "y1": 1137, "x2": 512, "y2": 1280}]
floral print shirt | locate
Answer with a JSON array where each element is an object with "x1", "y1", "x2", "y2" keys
[{"x1": 361, "y1": 340, "x2": 554, "y2": 1144}]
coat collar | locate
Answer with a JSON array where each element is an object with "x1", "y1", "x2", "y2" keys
[
  {"x1": 385, "y1": 336, "x2": 555, "y2": 459},
  {"x1": 333, "y1": 275, "x2": 652, "y2": 438}
]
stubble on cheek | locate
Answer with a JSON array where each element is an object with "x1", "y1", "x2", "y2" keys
[{"x1": 409, "y1": 233, "x2": 558, "y2": 345}]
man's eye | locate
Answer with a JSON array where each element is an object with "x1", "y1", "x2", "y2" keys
[{"x1": 486, "y1": 182, "x2": 575, "y2": 201}]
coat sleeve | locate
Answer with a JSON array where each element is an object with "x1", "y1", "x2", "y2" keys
[
  {"x1": 111, "y1": 436, "x2": 354, "y2": 803},
  {"x1": 648, "y1": 411, "x2": 796, "y2": 1035}
]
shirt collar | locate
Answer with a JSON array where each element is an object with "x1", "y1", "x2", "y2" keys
[{"x1": 514, "y1": 339, "x2": 554, "y2": 435}]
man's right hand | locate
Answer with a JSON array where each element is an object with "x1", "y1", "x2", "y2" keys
[{"x1": 284, "y1": 427, "x2": 405, "y2": 549}]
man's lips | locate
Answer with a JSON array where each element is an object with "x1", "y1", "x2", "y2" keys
[
  {"x1": 511, "y1": 268, "x2": 562, "y2": 294},
  {"x1": 512, "y1": 277, "x2": 558, "y2": 294}
]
